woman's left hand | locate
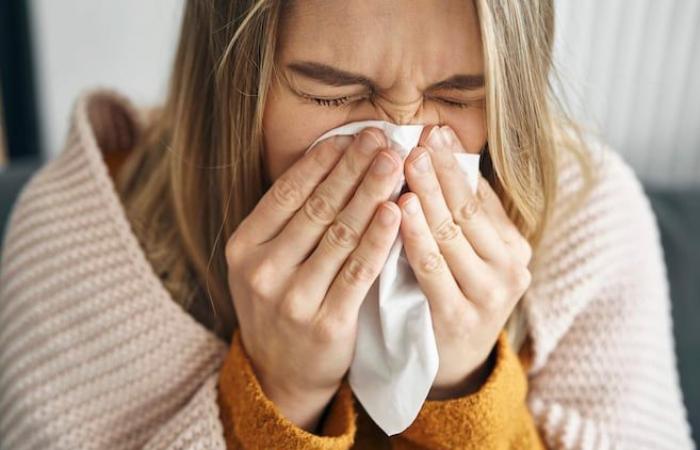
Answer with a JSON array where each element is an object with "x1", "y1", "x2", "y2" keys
[{"x1": 397, "y1": 125, "x2": 533, "y2": 400}]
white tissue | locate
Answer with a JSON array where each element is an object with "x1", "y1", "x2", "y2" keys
[{"x1": 305, "y1": 120, "x2": 481, "y2": 436}]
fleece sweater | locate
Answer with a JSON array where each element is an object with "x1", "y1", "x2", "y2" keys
[{"x1": 0, "y1": 88, "x2": 694, "y2": 450}]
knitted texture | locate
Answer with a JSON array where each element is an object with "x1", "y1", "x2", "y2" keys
[
  {"x1": 0, "y1": 89, "x2": 694, "y2": 449},
  {"x1": 0, "y1": 90, "x2": 229, "y2": 450},
  {"x1": 217, "y1": 324, "x2": 545, "y2": 449},
  {"x1": 520, "y1": 130, "x2": 695, "y2": 449},
  {"x1": 217, "y1": 329, "x2": 357, "y2": 449},
  {"x1": 386, "y1": 331, "x2": 545, "y2": 450}
]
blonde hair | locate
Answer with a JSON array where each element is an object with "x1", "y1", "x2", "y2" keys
[{"x1": 115, "y1": 0, "x2": 596, "y2": 349}]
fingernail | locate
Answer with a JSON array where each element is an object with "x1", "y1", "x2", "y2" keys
[
  {"x1": 412, "y1": 151, "x2": 431, "y2": 173},
  {"x1": 440, "y1": 126, "x2": 457, "y2": 148},
  {"x1": 335, "y1": 134, "x2": 354, "y2": 150},
  {"x1": 426, "y1": 126, "x2": 442, "y2": 149},
  {"x1": 403, "y1": 196, "x2": 419, "y2": 215},
  {"x1": 372, "y1": 152, "x2": 395, "y2": 175},
  {"x1": 358, "y1": 129, "x2": 384, "y2": 155},
  {"x1": 379, "y1": 204, "x2": 396, "y2": 225}
]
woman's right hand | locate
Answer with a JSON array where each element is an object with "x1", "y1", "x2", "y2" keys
[{"x1": 225, "y1": 127, "x2": 403, "y2": 432}]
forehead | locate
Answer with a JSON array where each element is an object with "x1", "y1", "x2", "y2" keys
[{"x1": 277, "y1": 0, "x2": 484, "y2": 88}]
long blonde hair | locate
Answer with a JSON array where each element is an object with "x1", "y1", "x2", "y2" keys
[{"x1": 114, "y1": 0, "x2": 596, "y2": 349}]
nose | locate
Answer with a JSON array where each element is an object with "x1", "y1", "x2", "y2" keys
[{"x1": 373, "y1": 93, "x2": 427, "y2": 125}]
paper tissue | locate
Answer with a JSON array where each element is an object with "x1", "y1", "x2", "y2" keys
[{"x1": 304, "y1": 120, "x2": 481, "y2": 436}]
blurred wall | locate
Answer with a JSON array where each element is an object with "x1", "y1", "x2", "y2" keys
[
  {"x1": 29, "y1": 0, "x2": 184, "y2": 160},
  {"x1": 553, "y1": 1, "x2": 700, "y2": 188},
  {"x1": 28, "y1": 0, "x2": 700, "y2": 187}
]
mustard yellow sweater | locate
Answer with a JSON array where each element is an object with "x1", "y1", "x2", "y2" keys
[{"x1": 217, "y1": 328, "x2": 545, "y2": 449}]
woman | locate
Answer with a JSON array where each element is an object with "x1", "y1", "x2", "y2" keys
[{"x1": 0, "y1": 0, "x2": 693, "y2": 448}]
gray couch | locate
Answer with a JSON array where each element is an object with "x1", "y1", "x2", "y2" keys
[
  {"x1": 1, "y1": 160, "x2": 698, "y2": 443},
  {"x1": 644, "y1": 184, "x2": 700, "y2": 444}
]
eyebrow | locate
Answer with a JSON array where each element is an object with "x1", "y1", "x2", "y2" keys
[{"x1": 286, "y1": 61, "x2": 485, "y2": 92}]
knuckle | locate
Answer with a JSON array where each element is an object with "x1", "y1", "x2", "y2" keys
[
  {"x1": 433, "y1": 218, "x2": 461, "y2": 243},
  {"x1": 271, "y1": 175, "x2": 304, "y2": 210},
  {"x1": 225, "y1": 233, "x2": 243, "y2": 267},
  {"x1": 342, "y1": 255, "x2": 377, "y2": 286},
  {"x1": 512, "y1": 266, "x2": 532, "y2": 292},
  {"x1": 304, "y1": 187, "x2": 337, "y2": 225},
  {"x1": 520, "y1": 240, "x2": 533, "y2": 265},
  {"x1": 313, "y1": 314, "x2": 351, "y2": 343},
  {"x1": 442, "y1": 307, "x2": 473, "y2": 337},
  {"x1": 313, "y1": 320, "x2": 336, "y2": 343},
  {"x1": 455, "y1": 196, "x2": 481, "y2": 224},
  {"x1": 325, "y1": 218, "x2": 361, "y2": 250},
  {"x1": 485, "y1": 285, "x2": 509, "y2": 307},
  {"x1": 278, "y1": 295, "x2": 309, "y2": 325},
  {"x1": 417, "y1": 251, "x2": 447, "y2": 276},
  {"x1": 247, "y1": 258, "x2": 276, "y2": 296},
  {"x1": 476, "y1": 177, "x2": 492, "y2": 202},
  {"x1": 460, "y1": 306, "x2": 480, "y2": 330}
]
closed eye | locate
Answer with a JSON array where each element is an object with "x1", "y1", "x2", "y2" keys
[{"x1": 301, "y1": 93, "x2": 480, "y2": 110}]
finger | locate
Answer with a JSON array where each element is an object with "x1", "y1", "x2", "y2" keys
[
  {"x1": 401, "y1": 141, "x2": 487, "y2": 288},
  {"x1": 404, "y1": 142, "x2": 509, "y2": 266},
  {"x1": 296, "y1": 148, "x2": 403, "y2": 302},
  {"x1": 397, "y1": 190, "x2": 492, "y2": 303},
  {"x1": 235, "y1": 134, "x2": 349, "y2": 245},
  {"x1": 319, "y1": 201, "x2": 401, "y2": 323},
  {"x1": 413, "y1": 127, "x2": 509, "y2": 264},
  {"x1": 437, "y1": 122, "x2": 519, "y2": 244},
  {"x1": 439, "y1": 126, "x2": 527, "y2": 260},
  {"x1": 397, "y1": 192, "x2": 467, "y2": 320},
  {"x1": 269, "y1": 128, "x2": 388, "y2": 266},
  {"x1": 399, "y1": 145, "x2": 487, "y2": 294},
  {"x1": 475, "y1": 175, "x2": 532, "y2": 265},
  {"x1": 475, "y1": 175, "x2": 518, "y2": 240}
]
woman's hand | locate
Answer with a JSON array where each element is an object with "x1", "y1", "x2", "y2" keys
[
  {"x1": 398, "y1": 125, "x2": 533, "y2": 400},
  {"x1": 225, "y1": 127, "x2": 403, "y2": 432}
]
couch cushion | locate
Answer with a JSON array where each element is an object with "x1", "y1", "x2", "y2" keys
[
  {"x1": 0, "y1": 157, "x2": 41, "y2": 249},
  {"x1": 646, "y1": 186, "x2": 700, "y2": 443}
]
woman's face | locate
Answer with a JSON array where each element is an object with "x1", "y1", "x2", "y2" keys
[{"x1": 262, "y1": 0, "x2": 487, "y2": 182}]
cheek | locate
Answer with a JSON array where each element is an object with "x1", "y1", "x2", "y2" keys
[
  {"x1": 444, "y1": 108, "x2": 487, "y2": 154},
  {"x1": 261, "y1": 89, "x2": 337, "y2": 182},
  {"x1": 261, "y1": 121, "x2": 303, "y2": 183}
]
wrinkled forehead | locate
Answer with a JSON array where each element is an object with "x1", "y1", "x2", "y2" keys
[{"x1": 277, "y1": 0, "x2": 484, "y2": 89}]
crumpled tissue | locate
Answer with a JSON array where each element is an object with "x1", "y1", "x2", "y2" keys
[{"x1": 304, "y1": 120, "x2": 481, "y2": 436}]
